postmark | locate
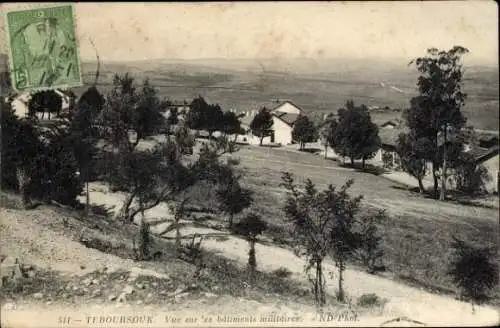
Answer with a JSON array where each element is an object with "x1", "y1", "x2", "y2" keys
[{"x1": 4, "y1": 4, "x2": 82, "y2": 91}]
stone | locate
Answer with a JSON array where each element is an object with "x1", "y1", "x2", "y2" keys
[
  {"x1": 83, "y1": 278, "x2": 92, "y2": 286},
  {"x1": 0, "y1": 257, "x2": 24, "y2": 287},
  {"x1": 27, "y1": 270, "x2": 36, "y2": 278},
  {"x1": 146, "y1": 293, "x2": 154, "y2": 299},
  {"x1": 152, "y1": 282, "x2": 158, "y2": 287},
  {"x1": 136, "y1": 300, "x2": 143, "y2": 305},
  {"x1": 108, "y1": 294, "x2": 117, "y2": 301},
  {"x1": 117, "y1": 292, "x2": 127, "y2": 303},
  {"x1": 204, "y1": 292, "x2": 217, "y2": 298},
  {"x1": 91, "y1": 279, "x2": 99, "y2": 285},
  {"x1": 123, "y1": 285, "x2": 134, "y2": 295},
  {"x1": 33, "y1": 292, "x2": 43, "y2": 300},
  {"x1": 136, "y1": 283, "x2": 145, "y2": 290},
  {"x1": 46, "y1": 301, "x2": 53, "y2": 306},
  {"x1": 91, "y1": 289, "x2": 102, "y2": 297}
]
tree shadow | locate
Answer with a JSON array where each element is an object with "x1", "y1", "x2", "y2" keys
[
  {"x1": 298, "y1": 148, "x2": 322, "y2": 154},
  {"x1": 338, "y1": 162, "x2": 388, "y2": 176}
]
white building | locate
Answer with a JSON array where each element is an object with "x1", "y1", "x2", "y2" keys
[
  {"x1": 238, "y1": 100, "x2": 305, "y2": 146},
  {"x1": 6, "y1": 89, "x2": 75, "y2": 119}
]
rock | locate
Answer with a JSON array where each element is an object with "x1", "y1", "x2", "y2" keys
[
  {"x1": 27, "y1": 270, "x2": 37, "y2": 278},
  {"x1": 146, "y1": 293, "x2": 153, "y2": 299},
  {"x1": 33, "y1": 292, "x2": 43, "y2": 300},
  {"x1": 204, "y1": 292, "x2": 217, "y2": 298},
  {"x1": 0, "y1": 257, "x2": 24, "y2": 287},
  {"x1": 117, "y1": 293, "x2": 127, "y2": 303},
  {"x1": 91, "y1": 289, "x2": 102, "y2": 298},
  {"x1": 174, "y1": 292, "x2": 190, "y2": 300},
  {"x1": 108, "y1": 295, "x2": 117, "y2": 302},
  {"x1": 83, "y1": 278, "x2": 92, "y2": 286},
  {"x1": 136, "y1": 283, "x2": 145, "y2": 290},
  {"x1": 136, "y1": 300, "x2": 143, "y2": 305},
  {"x1": 123, "y1": 285, "x2": 134, "y2": 295},
  {"x1": 46, "y1": 301, "x2": 52, "y2": 306},
  {"x1": 92, "y1": 279, "x2": 99, "y2": 285},
  {"x1": 152, "y1": 282, "x2": 158, "y2": 288},
  {"x1": 3, "y1": 302, "x2": 16, "y2": 310},
  {"x1": 72, "y1": 286, "x2": 79, "y2": 291}
]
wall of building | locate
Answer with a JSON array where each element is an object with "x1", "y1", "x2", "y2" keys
[
  {"x1": 481, "y1": 154, "x2": 499, "y2": 193},
  {"x1": 272, "y1": 117, "x2": 293, "y2": 145}
]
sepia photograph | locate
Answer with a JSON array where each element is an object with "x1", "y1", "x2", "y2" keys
[{"x1": 0, "y1": 2, "x2": 498, "y2": 327}]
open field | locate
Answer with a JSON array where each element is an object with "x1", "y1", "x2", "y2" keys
[{"x1": 215, "y1": 144, "x2": 500, "y2": 304}]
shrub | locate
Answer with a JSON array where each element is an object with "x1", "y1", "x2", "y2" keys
[
  {"x1": 272, "y1": 267, "x2": 293, "y2": 279},
  {"x1": 134, "y1": 218, "x2": 152, "y2": 261},
  {"x1": 357, "y1": 293, "x2": 382, "y2": 307},
  {"x1": 447, "y1": 237, "x2": 499, "y2": 310}
]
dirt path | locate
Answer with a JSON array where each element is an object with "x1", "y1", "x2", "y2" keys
[{"x1": 82, "y1": 182, "x2": 499, "y2": 326}]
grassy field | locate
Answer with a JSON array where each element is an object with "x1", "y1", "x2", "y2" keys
[{"x1": 183, "y1": 144, "x2": 499, "y2": 304}]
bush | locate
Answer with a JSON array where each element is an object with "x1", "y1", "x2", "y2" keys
[
  {"x1": 448, "y1": 237, "x2": 499, "y2": 307},
  {"x1": 272, "y1": 267, "x2": 293, "y2": 279},
  {"x1": 357, "y1": 293, "x2": 382, "y2": 307}
]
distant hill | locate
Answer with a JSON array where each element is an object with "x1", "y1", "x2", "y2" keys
[{"x1": 2, "y1": 54, "x2": 498, "y2": 131}]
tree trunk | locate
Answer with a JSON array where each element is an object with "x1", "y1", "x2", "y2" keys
[
  {"x1": 17, "y1": 168, "x2": 30, "y2": 209},
  {"x1": 175, "y1": 220, "x2": 181, "y2": 257},
  {"x1": 337, "y1": 259, "x2": 345, "y2": 302},
  {"x1": 324, "y1": 144, "x2": 328, "y2": 159},
  {"x1": 350, "y1": 157, "x2": 354, "y2": 166},
  {"x1": 440, "y1": 129, "x2": 447, "y2": 201},
  {"x1": 115, "y1": 192, "x2": 135, "y2": 221},
  {"x1": 417, "y1": 176, "x2": 425, "y2": 193},
  {"x1": 315, "y1": 259, "x2": 325, "y2": 306},
  {"x1": 362, "y1": 157, "x2": 366, "y2": 169},
  {"x1": 432, "y1": 161, "x2": 439, "y2": 199},
  {"x1": 85, "y1": 181, "x2": 90, "y2": 217},
  {"x1": 227, "y1": 213, "x2": 234, "y2": 229},
  {"x1": 259, "y1": 136, "x2": 264, "y2": 146},
  {"x1": 248, "y1": 238, "x2": 257, "y2": 283}
]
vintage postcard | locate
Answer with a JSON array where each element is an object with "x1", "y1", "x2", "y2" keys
[{"x1": 0, "y1": 1, "x2": 498, "y2": 328}]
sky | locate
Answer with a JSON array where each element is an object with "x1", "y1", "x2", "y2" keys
[{"x1": 0, "y1": 1, "x2": 498, "y2": 66}]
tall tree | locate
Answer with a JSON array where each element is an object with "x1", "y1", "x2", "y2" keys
[
  {"x1": 406, "y1": 46, "x2": 469, "y2": 200},
  {"x1": 215, "y1": 166, "x2": 253, "y2": 229},
  {"x1": 185, "y1": 96, "x2": 224, "y2": 139},
  {"x1": 292, "y1": 114, "x2": 318, "y2": 150},
  {"x1": 186, "y1": 96, "x2": 209, "y2": 131},
  {"x1": 281, "y1": 173, "x2": 363, "y2": 305},
  {"x1": 396, "y1": 132, "x2": 430, "y2": 193},
  {"x1": 28, "y1": 90, "x2": 63, "y2": 119},
  {"x1": 319, "y1": 113, "x2": 337, "y2": 159},
  {"x1": 1, "y1": 99, "x2": 40, "y2": 207},
  {"x1": 100, "y1": 74, "x2": 191, "y2": 222},
  {"x1": 69, "y1": 86, "x2": 105, "y2": 215},
  {"x1": 332, "y1": 101, "x2": 380, "y2": 167},
  {"x1": 233, "y1": 212, "x2": 268, "y2": 283},
  {"x1": 220, "y1": 111, "x2": 244, "y2": 138},
  {"x1": 250, "y1": 107, "x2": 274, "y2": 146}
]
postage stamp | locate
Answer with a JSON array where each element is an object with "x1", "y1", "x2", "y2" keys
[{"x1": 4, "y1": 4, "x2": 82, "y2": 91}]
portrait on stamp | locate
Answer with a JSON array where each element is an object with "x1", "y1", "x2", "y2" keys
[{"x1": 5, "y1": 5, "x2": 82, "y2": 91}]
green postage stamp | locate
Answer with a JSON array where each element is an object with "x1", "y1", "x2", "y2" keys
[{"x1": 4, "y1": 4, "x2": 83, "y2": 91}]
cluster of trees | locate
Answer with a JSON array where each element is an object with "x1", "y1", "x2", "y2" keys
[
  {"x1": 318, "y1": 101, "x2": 381, "y2": 167},
  {"x1": 185, "y1": 96, "x2": 244, "y2": 139},
  {"x1": 396, "y1": 46, "x2": 490, "y2": 198}
]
